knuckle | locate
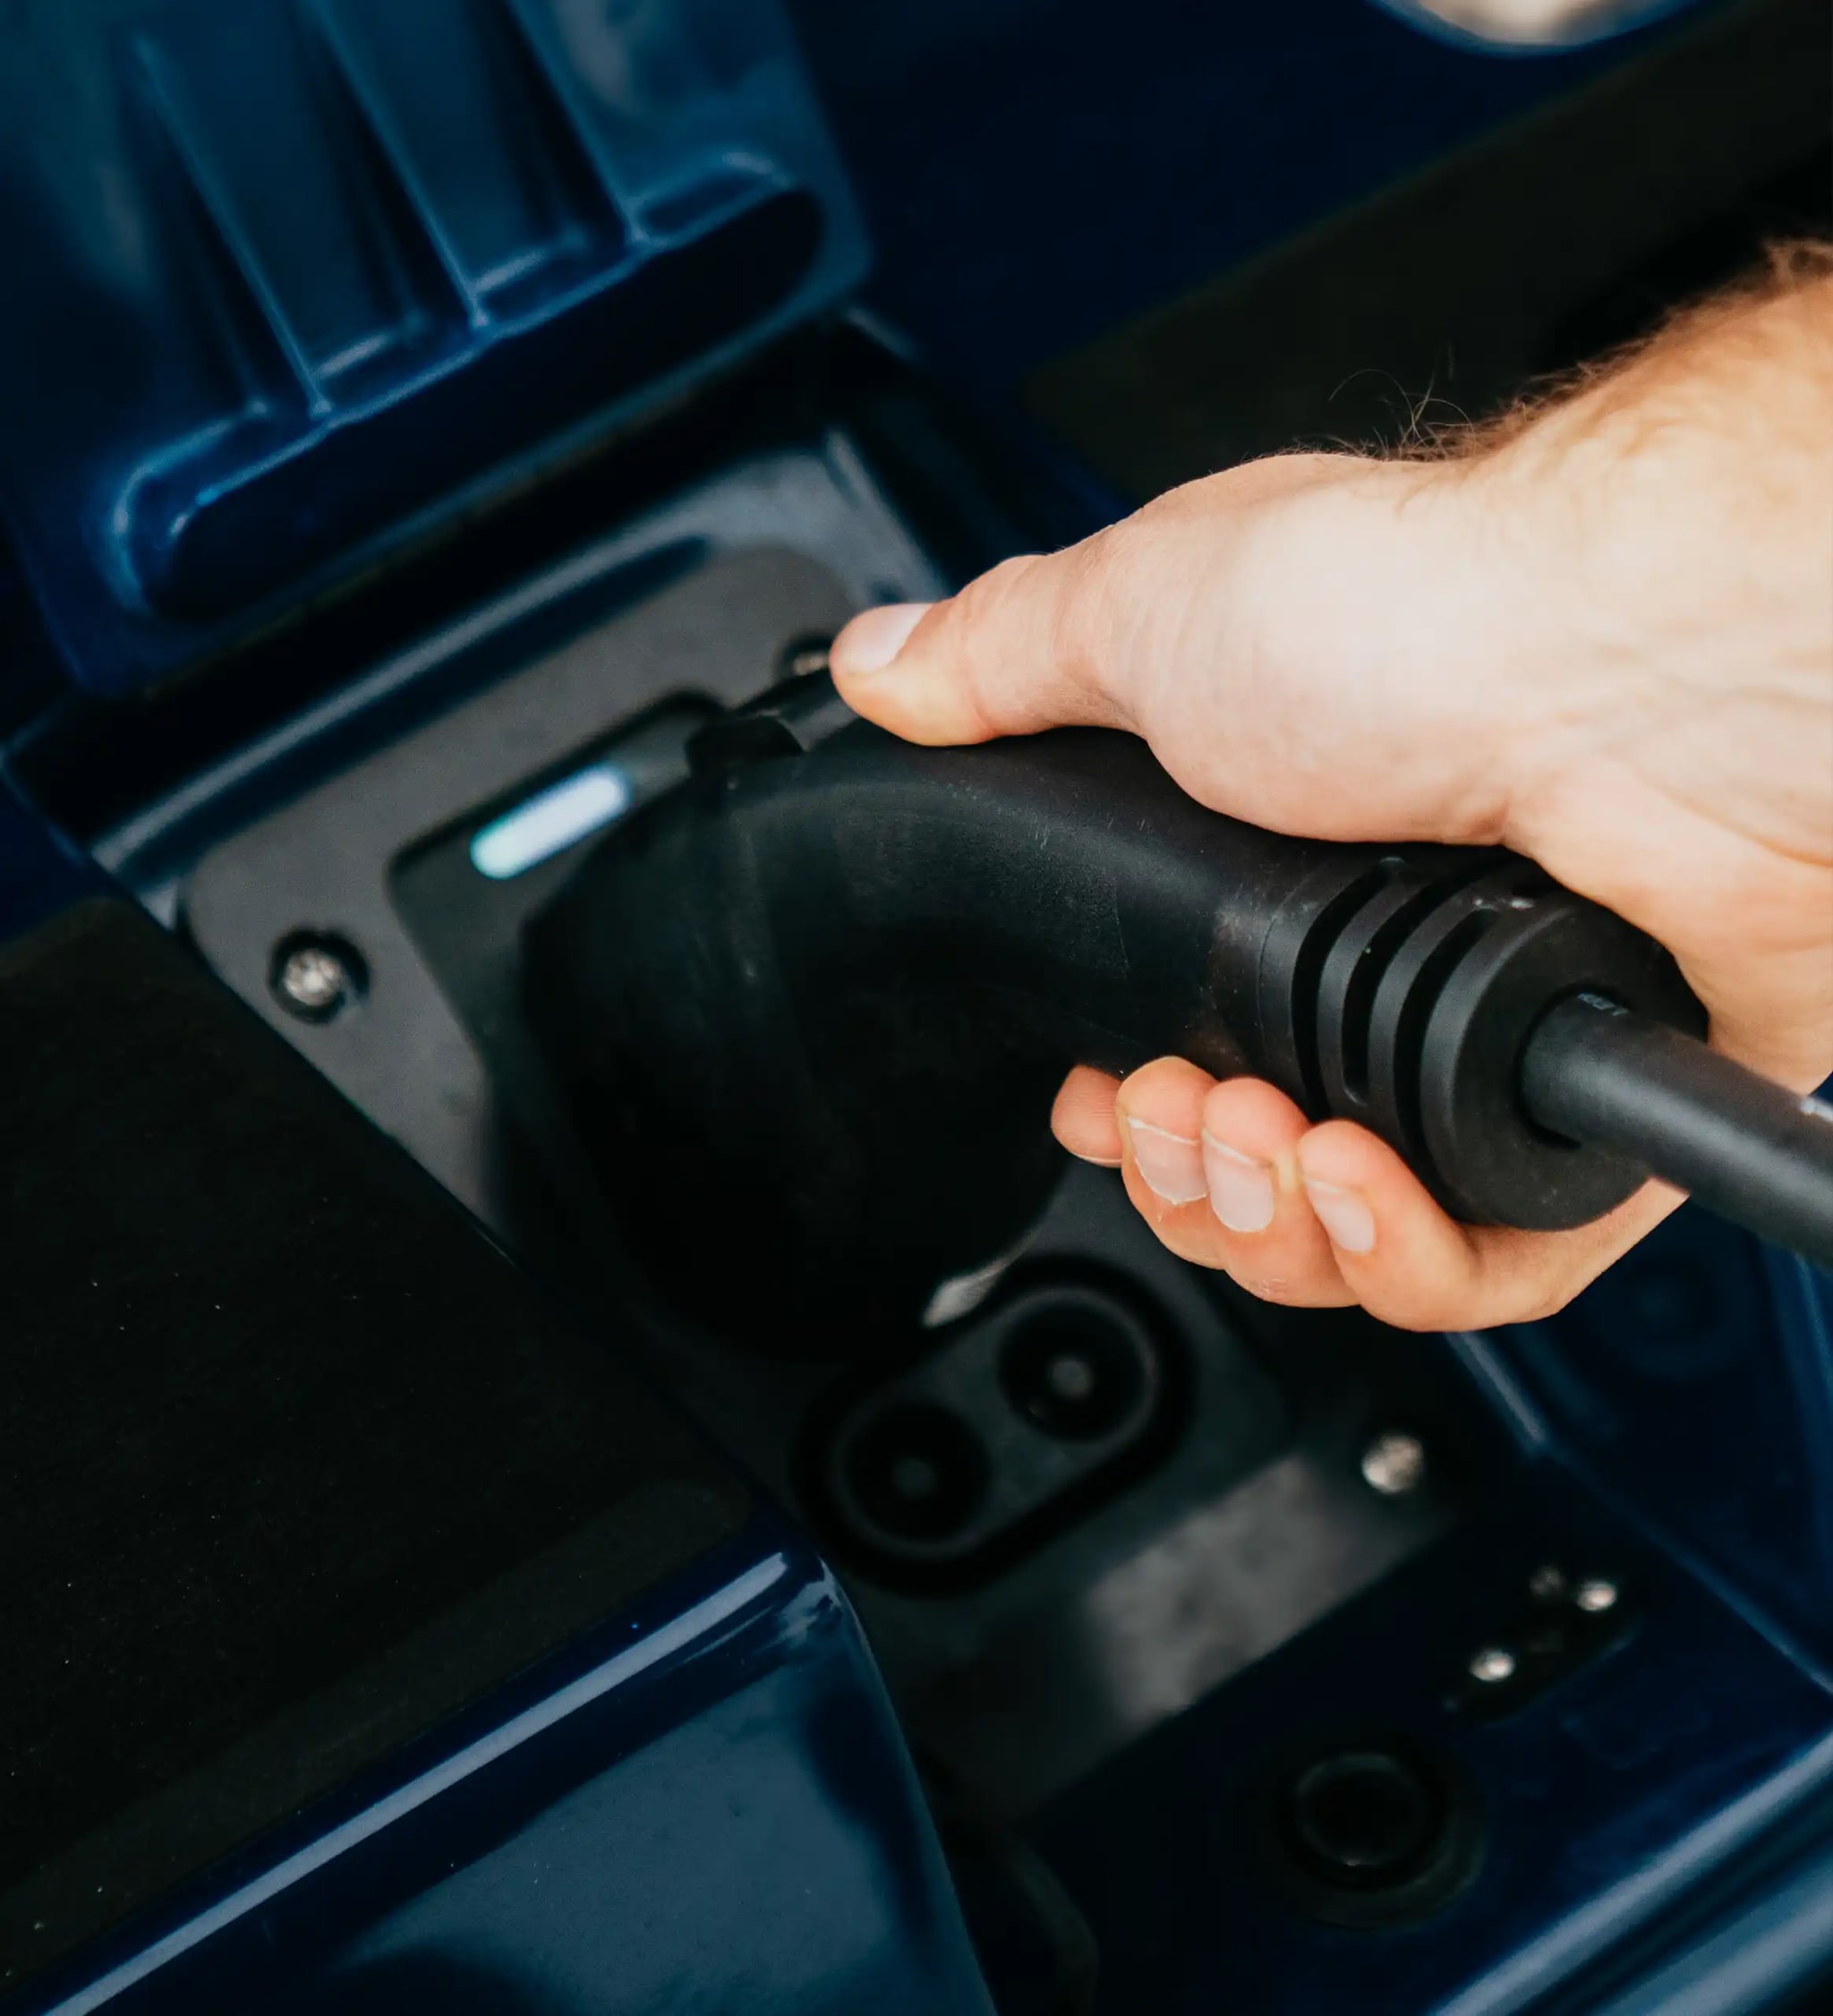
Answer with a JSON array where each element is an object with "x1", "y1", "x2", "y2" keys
[
  {"x1": 1053, "y1": 532, "x2": 1134, "y2": 700},
  {"x1": 1472, "y1": 1247, "x2": 1590, "y2": 1329},
  {"x1": 1247, "y1": 1281, "x2": 1333, "y2": 1310},
  {"x1": 951, "y1": 554, "x2": 1044, "y2": 652},
  {"x1": 1357, "y1": 1276, "x2": 1470, "y2": 1332},
  {"x1": 1144, "y1": 1209, "x2": 1230, "y2": 1273},
  {"x1": 1228, "y1": 1260, "x2": 1354, "y2": 1310},
  {"x1": 1506, "y1": 1277, "x2": 1581, "y2": 1327},
  {"x1": 1159, "y1": 1234, "x2": 1220, "y2": 1272},
  {"x1": 1363, "y1": 1271, "x2": 1580, "y2": 1335},
  {"x1": 960, "y1": 551, "x2": 1043, "y2": 619},
  {"x1": 942, "y1": 555, "x2": 1049, "y2": 733},
  {"x1": 1360, "y1": 1293, "x2": 1453, "y2": 1334}
]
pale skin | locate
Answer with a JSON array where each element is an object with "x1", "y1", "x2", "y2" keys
[{"x1": 831, "y1": 250, "x2": 1833, "y2": 1332}]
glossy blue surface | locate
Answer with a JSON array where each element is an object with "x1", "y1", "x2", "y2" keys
[
  {"x1": 1033, "y1": 1455, "x2": 1833, "y2": 2013},
  {"x1": 1500, "y1": 1214, "x2": 1833, "y2": 1674},
  {"x1": 1590, "y1": 1830, "x2": 1833, "y2": 2014},
  {"x1": 17, "y1": 1523, "x2": 993, "y2": 2016},
  {"x1": 0, "y1": 0, "x2": 865, "y2": 695},
  {"x1": 788, "y1": 0, "x2": 1685, "y2": 388}
]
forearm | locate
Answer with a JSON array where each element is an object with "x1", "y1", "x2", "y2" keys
[
  {"x1": 1437, "y1": 250, "x2": 1833, "y2": 1084},
  {"x1": 1484, "y1": 245, "x2": 1830, "y2": 733}
]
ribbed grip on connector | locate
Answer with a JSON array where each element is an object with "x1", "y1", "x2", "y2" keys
[{"x1": 1255, "y1": 850, "x2": 1701, "y2": 1226}]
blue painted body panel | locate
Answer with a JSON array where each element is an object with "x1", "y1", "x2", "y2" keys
[
  {"x1": 1509, "y1": 1219, "x2": 1833, "y2": 1676},
  {"x1": 1036, "y1": 1431, "x2": 1833, "y2": 2012},
  {"x1": 0, "y1": 0, "x2": 866, "y2": 696},
  {"x1": 12, "y1": 1518, "x2": 993, "y2": 2016},
  {"x1": 1590, "y1": 1832, "x2": 1833, "y2": 2015},
  {"x1": 788, "y1": 0, "x2": 1682, "y2": 387}
]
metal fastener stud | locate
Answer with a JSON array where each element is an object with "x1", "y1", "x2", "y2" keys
[
  {"x1": 272, "y1": 937, "x2": 360, "y2": 1023},
  {"x1": 1573, "y1": 1577, "x2": 1619, "y2": 1614},
  {"x1": 1360, "y1": 1431, "x2": 1428, "y2": 1498},
  {"x1": 1469, "y1": 1645, "x2": 1517, "y2": 1685}
]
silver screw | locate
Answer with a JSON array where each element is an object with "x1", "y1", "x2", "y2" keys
[
  {"x1": 1529, "y1": 1564, "x2": 1568, "y2": 1602},
  {"x1": 1574, "y1": 1577, "x2": 1620, "y2": 1614},
  {"x1": 1360, "y1": 1430, "x2": 1428, "y2": 1498},
  {"x1": 1469, "y1": 1645, "x2": 1517, "y2": 1685},
  {"x1": 274, "y1": 941, "x2": 355, "y2": 1021}
]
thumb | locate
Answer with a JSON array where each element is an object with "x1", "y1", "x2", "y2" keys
[
  {"x1": 828, "y1": 451, "x2": 1393, "y2": 753},
  {"x1": 829, "y1": 546, "x2": 1137, "y2": 746},
  {"x1": 832, "y1": 453, "x2": 1535, "y2": 856}
]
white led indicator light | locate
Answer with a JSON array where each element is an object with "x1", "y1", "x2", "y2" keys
[{"x1": 469, "y1": 765, "x2": 631, "y2": 880}]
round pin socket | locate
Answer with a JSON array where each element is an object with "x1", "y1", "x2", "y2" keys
[
  {"x1": 841, "y1": 1403, "x2": 990, "y2": 1543},
  {"x1": 999, "y1": 1295, "x2": 1150, "y2": 1441},
  {"x1": 1264, "y1": 1738, "x2": 1483, "y2": 1928},
  {"x1": 1284, "y1": 1749, "x2": 1445, "y2": 1890}
]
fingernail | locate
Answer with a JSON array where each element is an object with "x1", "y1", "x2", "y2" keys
[
  {"x1": 1303, "y1": 1177, "x2": 1377, "y2": 1253},
  {"x1": 1126, "y1": 1118, "x2": 1207, "y2": 1205},
  {"x1": 1202, "y1": 1132, "x2": 1275, "y2": 1233},
  {"x1": 833, "y1": 602, "x2": 932, "y2": 675}
]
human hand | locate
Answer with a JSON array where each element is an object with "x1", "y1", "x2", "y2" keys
[{"x1": 831, "y1": 254, "x2": 1833, "y2": 1330}]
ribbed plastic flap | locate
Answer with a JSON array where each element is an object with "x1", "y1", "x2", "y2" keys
[{"x1": 0, "y1": 0, "x2": 866, "y2": 693}]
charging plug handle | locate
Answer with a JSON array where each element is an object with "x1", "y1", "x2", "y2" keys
[{"x1": 525, "y1": 685, "x2": 1831, "y2": 1339}]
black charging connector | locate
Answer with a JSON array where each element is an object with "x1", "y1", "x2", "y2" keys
[{"x1": 524, "y1": 674, "x2": 1833, "y2": 1344}]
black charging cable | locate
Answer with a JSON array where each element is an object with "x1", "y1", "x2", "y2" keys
[{"x1": 1522, "y1": 994, "x2": 1833, "y2": 1268}]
